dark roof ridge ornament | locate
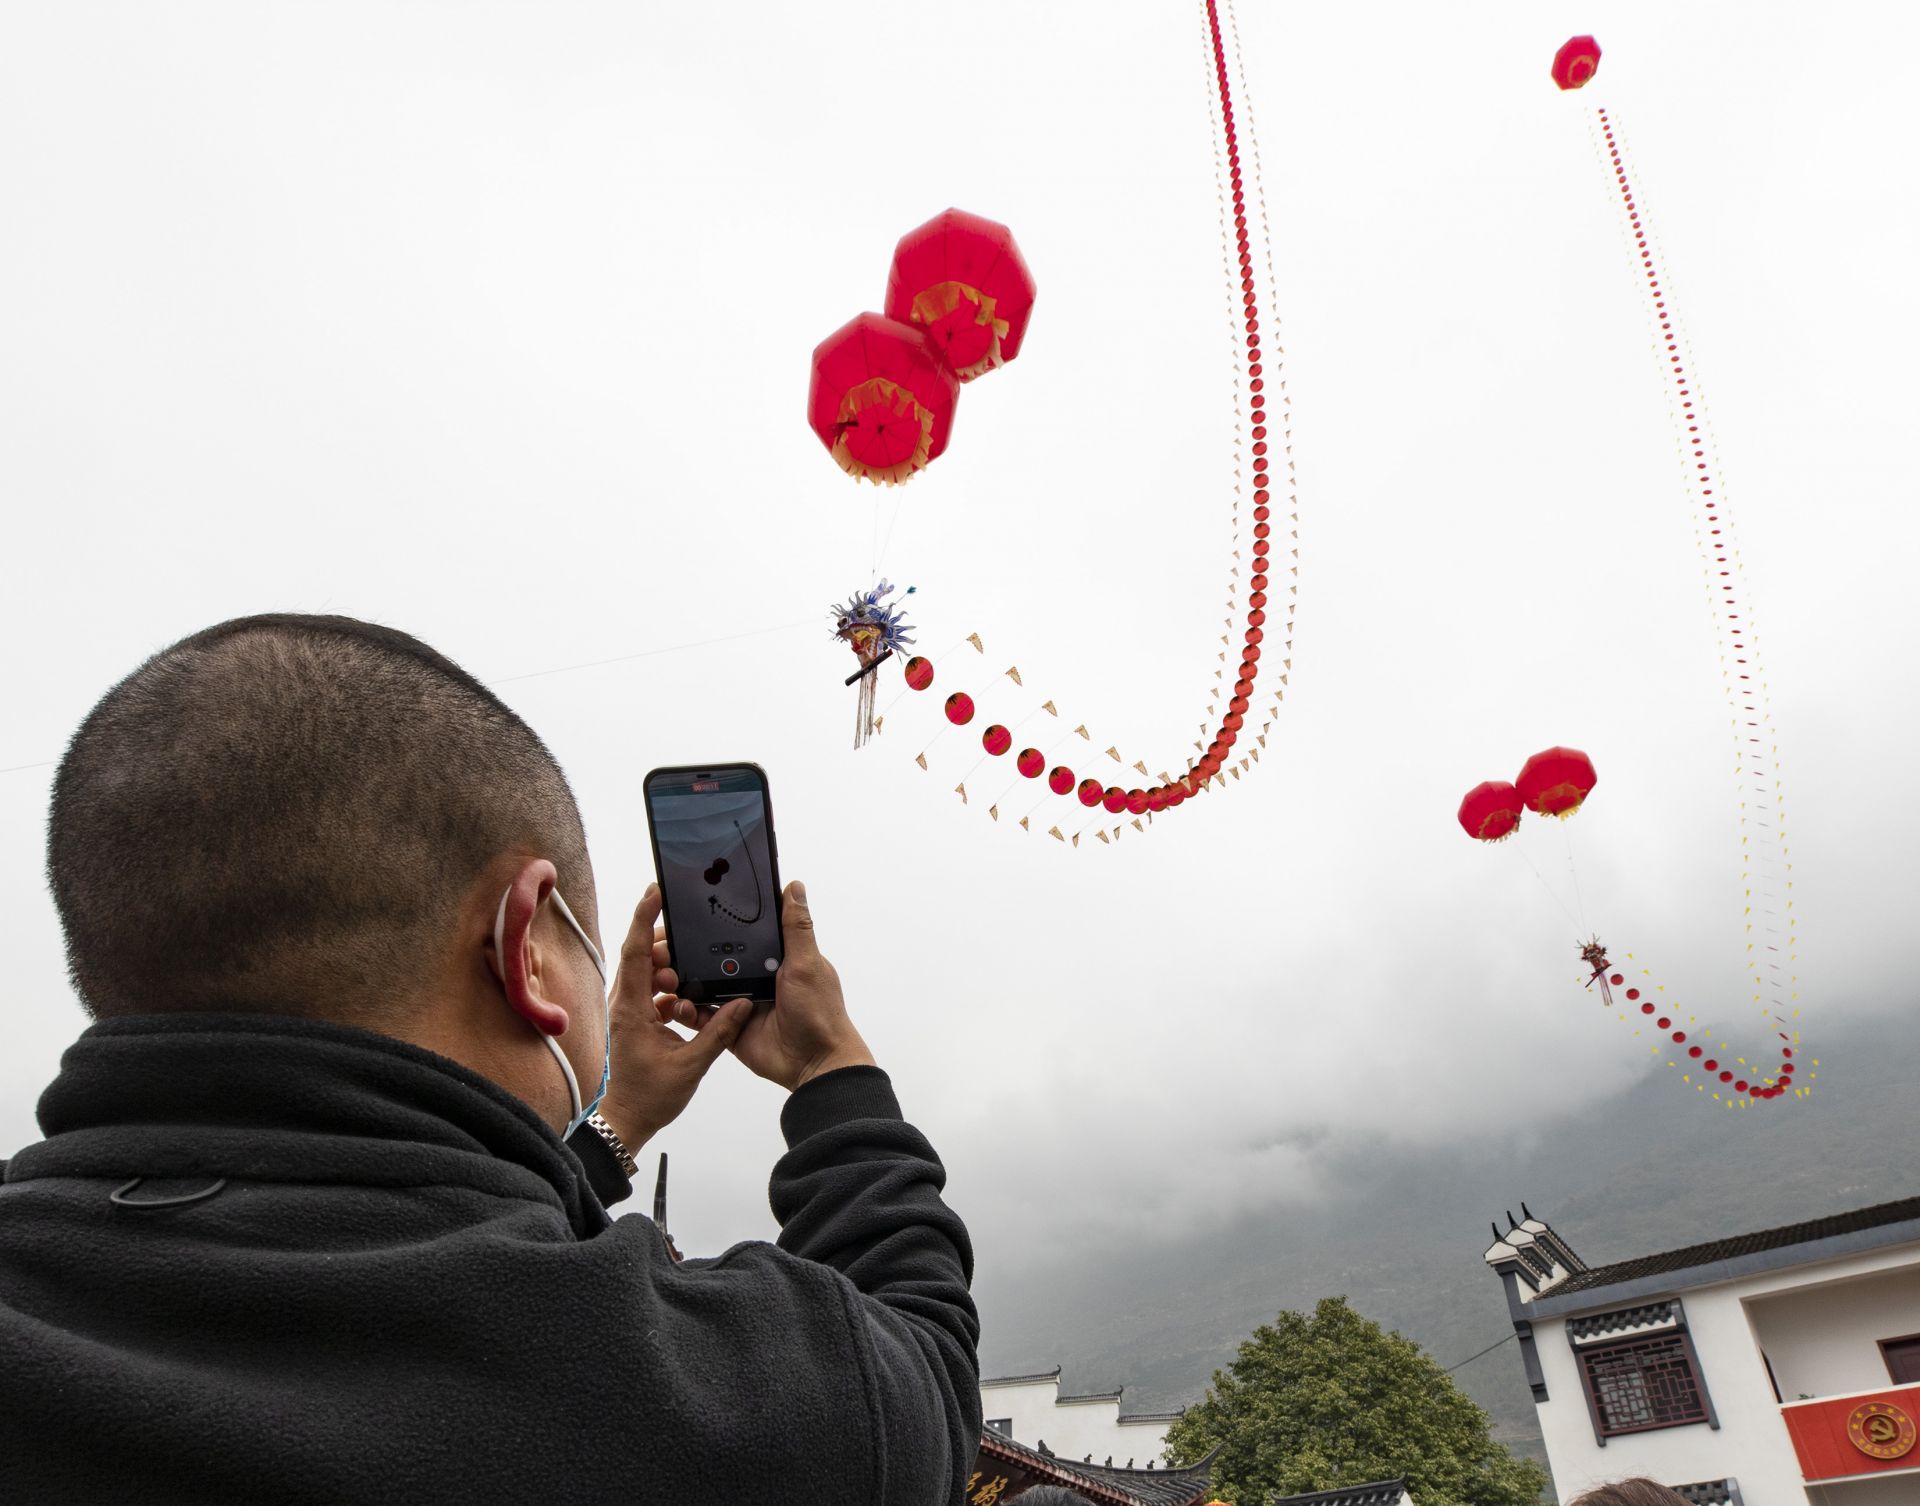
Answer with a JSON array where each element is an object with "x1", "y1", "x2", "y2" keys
[{"x1": 1506, "y1": 1210, "x2": 1520, "y2": 1230}]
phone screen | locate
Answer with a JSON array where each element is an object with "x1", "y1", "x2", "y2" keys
[{"x1": 643, "y1": 764, "x2": 782, "y2": 1005}]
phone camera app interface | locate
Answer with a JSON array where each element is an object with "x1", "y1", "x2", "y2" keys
[{"x1": 651, "y1": 771, "x2": 780, "y2": 988}]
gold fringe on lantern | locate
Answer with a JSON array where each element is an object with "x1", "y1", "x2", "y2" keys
[
  {"x1": 907, "y1": 281, "x2": 1011, "y2": 381},
  {"x1": 830, "y1": 378, "x2": 934, "y2": 486}
]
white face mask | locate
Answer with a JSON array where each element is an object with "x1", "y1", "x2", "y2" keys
[{"x1": 493, "y1": 884, "x2": 610, "y2": 1139}]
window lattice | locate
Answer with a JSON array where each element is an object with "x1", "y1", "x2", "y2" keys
[{"x1": 1582, "y1": 1333, "x2": 1708, "y2": 1435}]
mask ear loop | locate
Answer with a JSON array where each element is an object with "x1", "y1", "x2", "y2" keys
[{"x1": 496, "y1": 886, "x2": 584, "y2": 1127}]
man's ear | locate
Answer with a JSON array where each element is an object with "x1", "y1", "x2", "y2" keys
[{"x1": 485, "y1": 857, "x2": 569, "y2": 1037}]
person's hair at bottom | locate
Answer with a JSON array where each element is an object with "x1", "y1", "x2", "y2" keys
[
  {"x1": 1568, "y1": 1480, "x2": 1689, "y2": 1506},
  {"x1": 1012, "y1": 1490, "x2": 1091, "y2": 1506}
]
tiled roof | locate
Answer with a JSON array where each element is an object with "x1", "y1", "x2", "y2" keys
[
  {"x1": 1271, "y1": 1480, "x2": 1409, "y2": 1506},
  {"x1": 1548, "y1": 1194, "x2": 1920, "y2": 1297},
  {"x1": 981, "y1": 1367, "x2": 1063, "y2": 1386},
  {"x1": 976, "y1": 1431, "x2": 1215, "y2": 1506}
]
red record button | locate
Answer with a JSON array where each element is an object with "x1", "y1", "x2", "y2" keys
[{"x1": 720, "y1": 958, "x2": 740, "y2": 977}]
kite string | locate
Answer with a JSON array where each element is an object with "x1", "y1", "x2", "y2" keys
[
  {"x1": 2, "y1": 615, "x2": 824, "y2": 778},
  {"x1": 491, "y1": 616, "x2": 818, "y2": 684},
  {"x1": 1517, "y1": 841, "x2": 1581, "y2": 931},
  {"x1": 1561, "y1": 821, "x2": 1589, "y2": 934}
]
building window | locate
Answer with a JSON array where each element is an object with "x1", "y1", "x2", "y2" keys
[
  {"x1": 1579, "y1": 1333, "x2": 1711, "y2": 1436},
  {"x1": 1882, "y1": 1334, "x2": 1920, "y2": 1386},
  {"x1": 984, "y1": 1418, "x2": 1013, "y2": 1438}
]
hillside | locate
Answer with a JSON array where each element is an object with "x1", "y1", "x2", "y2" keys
[{"x1": 973, "y1": 1006, "x2": 1918, "y2": 1469}]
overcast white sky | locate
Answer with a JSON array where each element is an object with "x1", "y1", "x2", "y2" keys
[{"x1": 3, "y1": 0, "x2": 1914, "y2": 1303}]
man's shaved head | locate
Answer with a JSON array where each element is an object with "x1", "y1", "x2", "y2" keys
[{"x1": 48, "y1": 614, "x2": 590, "y2": 1021}]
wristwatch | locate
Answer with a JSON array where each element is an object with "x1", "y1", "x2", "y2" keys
[{"x1": 585, "y1": 1110, "x2": 638, "y2": 1177}]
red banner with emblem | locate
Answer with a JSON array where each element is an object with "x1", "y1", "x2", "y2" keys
[{"x1": 1783, "y1": 1384, "x2": 1920, "y2": 1482}]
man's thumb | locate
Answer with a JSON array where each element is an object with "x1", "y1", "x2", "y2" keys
[
  {"x1": 694, "y1": 997, "x2": 751, "y2": 1061},
  {"x1": 780, "y1": 880, "x2": 818, "y2": 960}
]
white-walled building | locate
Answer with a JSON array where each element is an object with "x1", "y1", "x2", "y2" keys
[
  {"x1": 1482, "y1": 1195, "x2": 1920, "y2": 1505},
  {"x1": 976, "y1": 1367, "x2": 1412, "y2": 1506},
  {"x1": 979, "y1": 1367, "x2": 1184, "y2": 1469}
]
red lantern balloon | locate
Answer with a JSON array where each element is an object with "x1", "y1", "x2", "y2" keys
[
  {"x1": 1516, "y1": 746, "x2": 1598, "y2": 817},
  {"x1": 944, "y1": 692, "x2": 975, "y2": 726},
  {"x1": 884, "y1": 209, "x2": 1037, "y2": 383},
  {"x1": 1458, "y1": 780, "x2": 1525, "y2": 842},
  {"x1": 1551, "y1": 35, "x2": 1602, "y2": 91},
  {"x1": 808, "y1": 312, "x2": 960, "y2": 485}
]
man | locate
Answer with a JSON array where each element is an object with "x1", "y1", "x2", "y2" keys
[{"x1": 0, "y1": 614, "x2": 981, "y2": 1504}]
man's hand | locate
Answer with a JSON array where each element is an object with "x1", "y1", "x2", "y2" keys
[
  {"x1": 597, "y1": 884, "x2": 751, "y2": 1150},
  {"x1": 730, "y1": 881, "x2": 875, "y2": 1091}
]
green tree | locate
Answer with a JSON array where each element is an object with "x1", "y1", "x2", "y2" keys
[{"x1": 1164, "y1": 1296, "x2": 1547, "y2": 1506}]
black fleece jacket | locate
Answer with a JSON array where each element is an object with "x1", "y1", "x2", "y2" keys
[{"x1": 0, "y1": 1014, "x2": 980, "y2": 1505}]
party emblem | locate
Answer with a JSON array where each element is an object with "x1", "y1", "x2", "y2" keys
[{"x1": 1847, "y1": 1400, "x2": 1917, "y2": 1460}]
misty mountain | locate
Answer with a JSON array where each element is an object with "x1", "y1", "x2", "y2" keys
[{"x1": 973, "y1": 1007, "x2": 1917, "y2": 1467}]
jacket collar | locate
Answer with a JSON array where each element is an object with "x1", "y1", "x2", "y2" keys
[{"x1": 8, "y1": 1012, "x2": 605, "y2": 1237}]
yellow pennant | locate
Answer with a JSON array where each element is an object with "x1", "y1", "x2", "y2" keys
[
  {"x1": 1048, "y1": 825, "x2": 1064, "y2": 842},
  {"x1": 1105, "y1": 746, "x2": 1121, "y2": 763},
  {"x1": 954, "y1": 783, "x2": 967, "y2": 804},
  {"x1": 1005, "y1": 666, "x2": 1023, "y2": 686},
  {"x1": 1132, "y1": 818, "x2": 1144, "y2": 832},
  {"x1": 1041, "y1": 700, "x2": 1058, "y2": 716},
  {"x1": 915, "y1": 753, "x2": 927, "y2": 770},
  {"x1": 1070, "y1": 832, "x2": 1080, "y2": 848},
  {"x1": 988, "y1": 804, "x2": 999, "y2": 822},
  {"x1": 966, "y1": 632, "x2": 983, "y2": 653},
  {"x1": 1095, "y1": 830, "x2": 1110, "y2": 845},
  {"x1": 1133, "y1": 761, "x2": 1150, "y2": 776},
  {"x1": 873, "y1": 716, "x2": 885, "y2": 733},
  {"x1": 1074, "y1": 725, "x2": 1090, "y2": 740},
  {"x1": 1019, "y1": 816, "x2": 1031, "y2": 831}
]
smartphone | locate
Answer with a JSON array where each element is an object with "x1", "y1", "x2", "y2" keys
[{"x1": 642, "y1": 763, "x2": 783, "y2": 1006}]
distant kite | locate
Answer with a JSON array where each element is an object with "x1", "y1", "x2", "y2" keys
[
  {"x1": 1459, "y1": 746, "x2": 1805, "y2": 1107},
  {"x1": 1452, "y1": 37, "x2": 1816, "y2": 1108}
]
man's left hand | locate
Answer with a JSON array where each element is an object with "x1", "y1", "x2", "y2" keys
[{"x1": 598, "y1": 885, "x2": 750, "y2": 1150}]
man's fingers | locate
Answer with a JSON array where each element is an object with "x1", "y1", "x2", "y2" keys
[
  {"x1": 778, "y1": 880, "x2": 818, "y2": 965},
  {"x1": 655, "y1": 993, "x2": 700, "y2": 1029},
  {"x1": 653, "y1": 965, "x2": 679, "y2": 997},
  {"x1": 617, "y1": 884, "x2": 663, "y2": 983},
  {"x1": 689, "y1": 997, "x2": 752, "y2": 1062}
]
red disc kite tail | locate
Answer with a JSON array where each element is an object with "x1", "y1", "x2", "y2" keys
[
  {"x1": 1607, "y1": 952, "x2": 1812, "y2": 1109},
  {"x1": 1591, "y1": 105, "x2": 1799, "y2": 1033}
]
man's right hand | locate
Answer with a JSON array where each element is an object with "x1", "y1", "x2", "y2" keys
[{"x1": 729, "y1": 881, "x2": 875, "y2": 1092}]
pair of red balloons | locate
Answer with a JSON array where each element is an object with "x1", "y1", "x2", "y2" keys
[
  {"x1": 1458, "y1": 746, "x2": 1598, "y2": 841},
  {"x1": 807, "y1": 209, "x2": 1037, "y2": 486}
]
